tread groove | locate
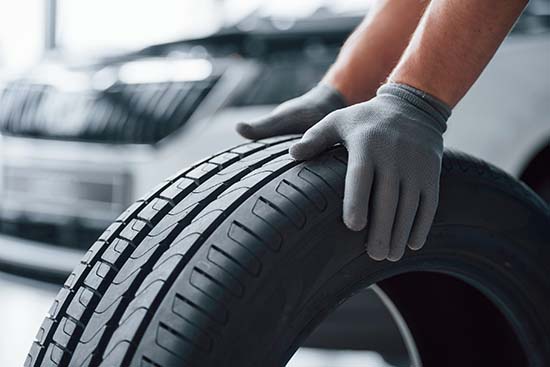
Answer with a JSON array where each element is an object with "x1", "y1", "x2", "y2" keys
[
  {"x1": 69, "y1": 139, "x2": 295, "y2": 366},
  {"x1": 26, "y1": 138, "x2": 295, "y2": 367}
]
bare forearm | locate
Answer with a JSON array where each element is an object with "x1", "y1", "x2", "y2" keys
[
  {"x1": 390, "y1": 0, "x2": 528, "y2": 107},
  {"x1": 323, "y1": 0, "x2": 429, "y2": 104}
]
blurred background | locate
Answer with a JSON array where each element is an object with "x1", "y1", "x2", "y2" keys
[{"x1": 0, "y1": 0, "x2": 548, "y2": 366}]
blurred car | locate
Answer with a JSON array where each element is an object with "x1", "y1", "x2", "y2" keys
[
  {"x1": 0, "y1": 3, "x2": 548, "y2": 367},
  {"x1": 0, "y1": 3, "x2": 549, "y2": 278}
]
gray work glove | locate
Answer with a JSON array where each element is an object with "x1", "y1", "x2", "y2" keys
[
  {"x1": 289, "y1": 83, "x2": 451, "y2": 261},
  {"x1": 236, "y1": 83, "x2": 347, "y2": 140}
]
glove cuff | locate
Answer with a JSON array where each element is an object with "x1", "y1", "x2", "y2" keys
[
  {"x1": 314, "y1": 82, "x2": 349, "y2": 111},
  {"x1": 377, "y1": 83, "x2": 451, "y2": 133}
]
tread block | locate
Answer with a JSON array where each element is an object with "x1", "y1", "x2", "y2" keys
[
  {"x1": 296, "y1": 168, "x2": 330, "y2": 210},
  {"x1": 52, "y1": 317, "x2": 78, "y2": 350},
  {"x1": 275, "y1": 179, "x2": 318, "y2": 215},
  {"x1": 66, "y1": 287, "x2": 97, "y2": 321},
  {"x1": 208, "y1": 152, "x2": 239, "y2": 165},
  {"x1": 172, "y1": 293, "x2": 222, "y2": 336},
  {"x1": 190, "y1": 267, "x2": 231, "y2": 306},
  {"x1": 300, "y1": 160, "x2": 345, "y2": 198},
  {"x1": 148, "y1": 211, "x2": 189, "y2": 238},
  {"x1": 155, "y1": 322, "x2": 206, "y2": 361},
  {"x1": 174, "y1": 287, "x2": 227, "y2": 325},
  {"x1": 207, "y1": 244, "x2": 259, "y2": 278},
  {"x1": 81, "y1": 241, "x2": 107, "y2": 266},
  {"x1": 119, "y1": 280, "x2": 164, "y2": 327},
  {"x1": 100, "y1": 340, "x2": 133, "y2": 367},
  {"x1": 45, "y1": 343, "x2": 65, "y2": 365},
  {"x1": 253, "y1": 195, "x2": 306, "y2": 229},
  {"x1": 257, "y1": 135, "x2": 299, "y2": 145},
  {"x1": 62, "y1": 316, "x2": 80, "y2": 337},
  {"x1": 137, "y1": 197, "x2": 174, "y2": 223},
  {"x1": 49, "y1": 288, "x2": 71, "y2": 318},
  {"x1": 153, "y1": 233, "x2": 201, "y2": 272},
  {"x1": 228, "y1": 220, "x2": 281, "y2": 253},
  {"x1": 83, "y1": 261, "x2": 115, "y2": 291},
  {"x1": 230, "y1": 142, "x2": 265, "y2": 155},
  {"x1": 117, "y1": 201, "x2": 144, "y2": 223},
  {"x1": 140, "y1": 356, "x2": 162, "y2": 367},
  {"x1": 35, "y1": 317, "x2": 55, "y2": 344},
  {"x1": 119, "y1": 219, "x2": 148, "y2": 243},
  {"x1": 186, "y1": 162, "x2": 221, "y2": 180},
  {"x1": 111, "y1": 259, "x2": 144, "y2": 287},
  {"x1": 25, "y1": 343, "x2": 42, "y2": 367},
  {"x1": 194, "y1": 260, "x2": 244, "y2": 298},
  {"x1": 129, "y1": 235, "x2": 166, "y2": 261},
  {"x1": 214, "y1": 237, "x2": 263, "y2": 277},
  {"x1": 99, "y1": 222, "x2": 123, "y2": 242},
  {"x1": 101, "y1": 237, "x2": 134, "y2": 265},
  {"x1": 160, "y1": 177, "x2": 195, "y2": 201},
  {"x1": 32, "y1": 139, "x2": 298, "y2": 367},
  {"x1": 160, "y1": 318, "x2": 212, "y2": 353}
]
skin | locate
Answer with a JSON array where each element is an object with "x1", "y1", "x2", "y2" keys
[
  {"x1": 238, "y1": 0, "x2": 528, "y2": 261},
  {"x1": 389, "y1": 0, "x2": 529, "y2": 107},
  {"x1": 323, "y1": 0, "x2": 430, "y2": 105},
  {"x1": 326, "y1": 0, "x2": 528, "y2": 106}
]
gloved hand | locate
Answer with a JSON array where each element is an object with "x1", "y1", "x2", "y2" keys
[
  {"x1": 289, "y1": 83, "x2": 451, "y2": 261},
  {"x1": 236, "y1": 83, "x2": 347, "y2": 140}
]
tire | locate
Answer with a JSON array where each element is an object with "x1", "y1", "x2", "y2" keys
[{"x1": 26, "y1": 136, "x2": 550, "y2": 367}]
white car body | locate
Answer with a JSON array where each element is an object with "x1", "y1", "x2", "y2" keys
[{"x1": 0, "y1": 32, "x2": 548, "y2": 274}]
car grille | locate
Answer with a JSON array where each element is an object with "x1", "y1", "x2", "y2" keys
[{"x1": 0, "y1": 77, "x2": 218, "y2": 144}]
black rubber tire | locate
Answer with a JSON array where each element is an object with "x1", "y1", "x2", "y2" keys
[{"x1": 26, "y1": 136, "x2": 550, "y2": 367}]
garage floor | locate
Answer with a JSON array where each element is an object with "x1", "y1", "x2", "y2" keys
[
  {"x1": 0, "y1": 272, "x2": 393, "y2": 367},
  {"x1": 0, "y1": 272, "x2": 58, "y2": 367}
]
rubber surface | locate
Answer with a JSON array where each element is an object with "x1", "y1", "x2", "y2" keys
[{"x1": 26, "y1": 136, "x2": 550, "y2": 367}]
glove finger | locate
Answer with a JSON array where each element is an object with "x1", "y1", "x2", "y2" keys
[
  {"x1": 342, "y1": 145, "x2": 374, "y2": 232},
  {"x1": 387, "y1": 186, "x2": 419, "y2": 262},
  {"x1": 289, "y1": 116, "x2": 339, "y2": 160},
  {"x1": 366, "y1": 172, "x2": 399, "y2": 261},
  {"x1": 407, "y1": 188, "x2": 439, "y2": 250},
  {"x1": 236, "y1": 113, "x2": 302, "y2": 140}
]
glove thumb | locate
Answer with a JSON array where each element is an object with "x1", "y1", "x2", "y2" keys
[
  {"x1": 289, "y1": 118, "x2": 339, "y2": 160},
  {"x1": 236, "y1": 114, "x2": 283, "y2": 140}
]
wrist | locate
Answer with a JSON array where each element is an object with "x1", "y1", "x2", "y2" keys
[
  {"x1": 389, "y1": 63, "x2": 460, "y2": 108},
  {"x1": 312, "y1": 82, "x2": 348, "y2": 112},
  {"x1": 377, "y1": 82, "x2": 451, "y2": 133},
  {"x1": 323, "y1": 64, "x2": 385, "y2": 105}
]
